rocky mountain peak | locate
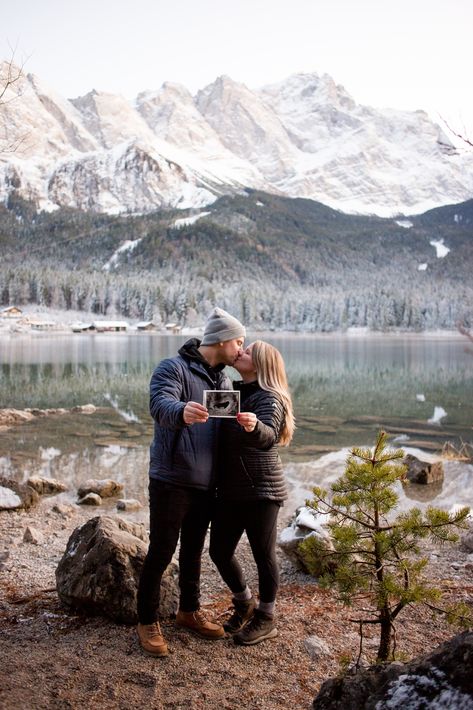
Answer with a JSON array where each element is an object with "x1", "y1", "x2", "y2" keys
[
  {"x1": 261, "y1": 71, "x2": 355, "y2": 110},
  {"x1": 195, "y1": 74, "x2": 252, "y2": 109},
  {"x1": 1, "y1": 67, "x2": 472, "y2": 216},
  {"x1": 71, "y1": 90, "x2": 155, "y2": 149}
]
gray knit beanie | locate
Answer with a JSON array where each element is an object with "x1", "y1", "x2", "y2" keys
[{"x1": 201, "y1": 307, "x2": 246, "y2": 345}]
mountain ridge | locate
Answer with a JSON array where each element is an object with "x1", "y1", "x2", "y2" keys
[{"x1": 1, "y1": 62, "x2": 472, "y2": 217}]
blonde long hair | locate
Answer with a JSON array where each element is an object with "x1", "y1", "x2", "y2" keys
[{"x1": 251, "y1": 340, "x2": 295, "y2": 446}]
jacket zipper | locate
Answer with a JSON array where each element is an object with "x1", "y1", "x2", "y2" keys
[{"x1": 239, "y1": 457, "x2": 255, "y2": 488}]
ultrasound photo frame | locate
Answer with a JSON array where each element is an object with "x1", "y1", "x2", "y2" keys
[{"x1": 203, "y1": 390, "x2": 240, "y2": 418}]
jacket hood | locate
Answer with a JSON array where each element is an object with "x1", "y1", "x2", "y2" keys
[{"x1": 179, "y1": 338, "x2": 226, "y2": 373}]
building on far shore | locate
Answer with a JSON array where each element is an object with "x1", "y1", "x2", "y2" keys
[
  {"x1": 30, "y1": 320, "x2": 58, "y2": 331},
  {"x1": 136, "y1": 321, "x2": 158, "y2": 331},
  {"x1": 0, "y1": 306, "x2": 23, "y2": 318},
  {"x1": 92, "y1": 321, "x2": 128, "y2": 332},
  {"x1": 71, "y1": 323, "x2": 95, "y2": 333},
  {"x1": 165, "y1": 322, "x2": 182, "y2": 334}
]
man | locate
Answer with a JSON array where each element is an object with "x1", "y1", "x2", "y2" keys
[{"x1": 137, "y1": 307, "x2": 246, "y2": 656}]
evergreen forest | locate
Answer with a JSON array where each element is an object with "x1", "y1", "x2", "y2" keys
[{"x1": 1, "y1": 190, "x2": 472, "y2": 331}]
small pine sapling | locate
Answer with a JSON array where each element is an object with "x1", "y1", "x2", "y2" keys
[{"x1": 299, "y1": 430, "x2": 471, "y2": 662}]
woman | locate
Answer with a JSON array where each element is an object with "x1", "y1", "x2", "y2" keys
[{"x1": 209, "y1": 340, "x2": 295, "y2": 646}]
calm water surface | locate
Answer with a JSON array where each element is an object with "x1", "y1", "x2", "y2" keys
[{"x1": 1, "y1": 332, "x2": 472, "y2": 514}]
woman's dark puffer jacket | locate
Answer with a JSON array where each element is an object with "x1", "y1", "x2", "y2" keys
[{"x1": 217, "y1": 380, "x2": 287, "y2": 503}]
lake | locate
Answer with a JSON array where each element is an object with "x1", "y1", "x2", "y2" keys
[{"x1": 1, "y1": 332, "x2": 472, "y2": 515}]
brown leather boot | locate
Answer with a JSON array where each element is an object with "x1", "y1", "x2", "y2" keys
[
  {"x1": 224, "y1": 597, "x2": 256, "y2": 634},
  {"x1": 176, "y1": 609, "x2": 225, "y2": 639},
  {"x1": 233, "y1": 609, "x2": 277, "y2": 646},
  {"x1": 137, "y1": 621, "x2": 169, "y2": 656}
]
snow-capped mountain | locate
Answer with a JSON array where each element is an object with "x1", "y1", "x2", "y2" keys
[{"x1": 0, "y1": 61, "x2": 472, "y2": 216}]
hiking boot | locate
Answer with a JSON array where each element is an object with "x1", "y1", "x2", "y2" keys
[
  {"x1": 224, "y1": 597, "x2": 256, "y2": 635},
  {"x1": 233, "y1": 609, "x2": 277, "y2": 646},
  {"x1": 176, "y1": 609, "x2": 225, "y2": 640},
  {"x1": 137, "y1": 621, "x2": 169, "y2": 656}
]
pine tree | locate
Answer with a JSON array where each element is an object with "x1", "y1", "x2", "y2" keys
[{"x1": 299, "y1": 430, "x2": 471, "y2": 662}]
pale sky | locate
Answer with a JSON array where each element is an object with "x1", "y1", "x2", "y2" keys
[{"x1": 2, "y1": 0, "x2": 472, "y2": 133}]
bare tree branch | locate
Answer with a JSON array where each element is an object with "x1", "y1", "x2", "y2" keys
[
  {"x1": 0, "y1": 51, "x2": 26, "y2": 106},
  {"x1": 0, "y1": 48, "x2": 29, "y2": 156},
  {"x1": 440, "y1": 115, "x2": 473, "y2": 149}
]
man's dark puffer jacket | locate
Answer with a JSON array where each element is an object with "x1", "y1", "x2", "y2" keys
[
  {"x1": 149, "y1": 338, "x2": 231, "y2": 490},
  {"x1": 216, "y1": 380, "x2": 287, "y2": 503}
]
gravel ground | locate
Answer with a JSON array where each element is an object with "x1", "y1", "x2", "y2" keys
[{"x1": 1, "y1": 499, "x2": 473, "y2": 710}]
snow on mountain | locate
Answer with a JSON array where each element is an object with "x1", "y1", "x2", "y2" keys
[
  {"x1": 47, "y1": 141, "x2": 216, "y2": 214},
  {"x1": 102, "y1": 237, "x2": 142, "y2": 271},
  {"x1": 173, "y1": 211, "x2": 211, "y2": 228},
  {"x1": 135, "y1": 81, "x2": 266, "y2": 189},
  {"x1": 0, "y1": 66, "x2": 97, "y2": 163},
  {"x1": 27, "y1": 73, "x2": 99, "y2": 155},
  {"x1": 1, "y1": 62, "x2": 472, "y2": 216},
  {"x1": 258, "y1": 72, "x2": 359, "y2": 150},
  {"x1": 257, "y1": 73, "x2": 470, "y2": 216},
  {"x1": 0, "y1": 65, "x2": 100, "y2": 211},
  {"x1": 136, "y1": 81, "x2": 223, "y2": 150},
  {"x1": 71, "y1": 89, "x2": 156, "y2": 149},
  {"x1": 429, "y1": 238, "x2": 450, "y2": 258},
  {"x1": 196, "y1": 75, "x2": 296, "y2": 179}
]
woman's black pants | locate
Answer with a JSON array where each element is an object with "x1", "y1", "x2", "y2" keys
[{"x1": 209, "y1": 499, "x2": 281, "y2": 604}]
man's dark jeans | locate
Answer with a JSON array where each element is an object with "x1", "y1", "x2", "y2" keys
[{"x1": 137, "y1": 478, "x2": 213, "y2": 624}]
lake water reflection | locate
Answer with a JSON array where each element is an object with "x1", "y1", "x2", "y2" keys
[{"x1": 1, "y1": 332, "x2": 472, "y2": 513}]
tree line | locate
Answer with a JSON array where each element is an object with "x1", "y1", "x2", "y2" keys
[{"x1": 1, "y1": 191, "x2": 472, "y2": 331}]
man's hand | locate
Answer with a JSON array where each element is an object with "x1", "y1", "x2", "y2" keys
[
  {"x1": 236, "y1": 412, "x2": 257, "y2": 432},
  {"x1": 183, "y1": 401, "x2": 209, "y2": 425}
]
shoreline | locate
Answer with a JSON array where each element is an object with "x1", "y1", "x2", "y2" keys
[
  {"x1": 0, "y1": 325, "x2": 466, "y2": 341},
  {"x1": 0, "y1": 306, "x2": 468, "y2": 339}
]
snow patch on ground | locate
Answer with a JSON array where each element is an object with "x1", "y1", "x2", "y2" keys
[
  {"x1": 173, "y1": 211, "x2": 211, "y2": 228},
  {"x1": 102, "y1": 238, "x2": 142, "y2": 271},
  {"x1": 0, "y1": 486, "x2": 22, "y2": 509},
  {"x1": 395, "y1": 219, "x2": 413, "y2": 228},
  {"x1": 429, "y1": 238, "x2": 450, "y2": 258},
  {"x1": 104, "y1": 393, "x2": 140, "y2": 423},
  {"x1": 40, "y1": 447, "x2": 61, "y2": 461},
  {"x1": 428, "y1": 406, "x2": 448, "y2": 424},
  {"x1": 377, "y1": 667, "x2": 473, "y2": 710}
]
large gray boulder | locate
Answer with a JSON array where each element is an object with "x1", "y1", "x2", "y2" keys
[
  {"x1": 77, "y1": 478, "x2": 124, "y2": 498},
  {"x1": 403, "y1": 454, "x2": 444, "y2": 485},
  {"x1": 0, "y1": 408, "x2": 35, "y2": 428},
  {"x1": 313, "y1": 631, "x2": 473, "y2": 709},
  {"x1": 27, "y1": 476, "x2": 68, "y2": 495},
  {"x1": 278, "y1": 506, "x2": 334, "y2": 574},
  {"x1": 56, "y1": 515, "x2": 179, "y2": 624},
  {"x1": 77, "y1": 492, "x2": 102, "y2": 506}
]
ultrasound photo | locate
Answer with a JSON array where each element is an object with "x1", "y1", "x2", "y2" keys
[{"x1": 203, "y1": 390, "x2": 240, "y2": 418}]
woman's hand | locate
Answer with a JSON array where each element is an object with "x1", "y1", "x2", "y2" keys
[{"x1": 237, "y1": 412, "x2": 257, "y2": 432}]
